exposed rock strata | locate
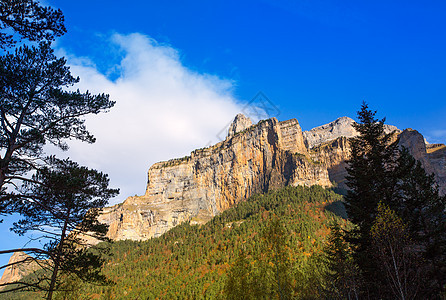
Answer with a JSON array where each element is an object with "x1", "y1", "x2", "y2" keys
[
  {"x1": 303, "y1": 116, "x2": 400, "y2": 149},
  {"x1": 98, "y1": 115, "x2": 445, "y2": 242},
  {"x1": 227, "y1": 113, "x2": 252, "y2": 137},
  {"x1": 398, "y1": 129, "x2": 446, "y2": 195},
  {"x1": 308, "y1": 137, "x2": 351, "y2": 190},
  {"x1": 306, "y1": 124, "x2": 446, "y2": 195},
  {"x1": 98, "y1": 116, "x2": 330, "y2": 241}
]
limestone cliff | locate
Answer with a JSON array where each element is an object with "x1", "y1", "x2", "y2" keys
[
  {"x1": 97, "y1": 115, "x2": 445, "y2": 241},
  {"x1": 306, "y1": 122, "x2": 445, "y2": 194},
  {"x1": 398, "y1": 129, "x2": 446, "y2": 195},
  {"x1": 0, "y1": 252, "x2": 40, "y2": 289},
  {"x1": 227, "y1": 113, "x2": 252, "y2": 137},
  {"x1": 303, "y1": 116, "x2": 400, "y2": 149},
  {"x1": 98, "y1": 116, "x2": 330, "y2": 241}
]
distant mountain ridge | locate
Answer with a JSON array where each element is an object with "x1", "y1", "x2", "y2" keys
[{"x1": 303, "y1": 116, "x2": 401, "y2": 148}]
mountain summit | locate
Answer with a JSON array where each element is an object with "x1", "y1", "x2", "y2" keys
[
  {"x1": 91, "y1": 115, "x2": 445, "y2": 242},
  {"x1": 2, "y1": 114, "x2": 445, "y2": 288}
]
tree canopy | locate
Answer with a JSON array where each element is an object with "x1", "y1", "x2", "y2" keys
[
  {"x1": 343, "y1": 102, "x2": 446, "y2": 298},
  {"x1": 1, "y1": 0, "x2": 65, "y2": 49},
  {"x1": 0, "y1": 1, "x2": 118, "y2": 298},
  {"x1": 0, "y1": 41, "x2": 115, "y2": 216},
  {"x1": 0, "y1": 158, "x2": 119, "y2": 299}
]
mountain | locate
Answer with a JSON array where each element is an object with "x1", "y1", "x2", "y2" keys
[
  {"x1": 3, "y1": 185, "x2": 347, "y2": 299},
  {"x1": 302, "y1": 116, "x2": 400, "y2": 148},
  {"x1": 2, "y1": 114, "x2": 445, "y2": 290},
  {"x1": 94, "y1": 116, "x2": 329, "y2": 242},
  {"x1": 0, "y1": 252, "x2": 40, "y2": 290},
  {"x1": 94, "y1": 114, "x2": 445, "y2": 242}
]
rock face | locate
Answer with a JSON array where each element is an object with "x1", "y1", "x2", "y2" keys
[
  {"x1": 308, "y1": 136, "x2": 351, "y2": 190},
  {"x1": 303, "y1": 117, "x2": 358, "y2": 149},
  {"x1": 302, "y1": 117, "x2": 403, "y2": 190},
  {"x1": 0, "y1": 252, "x2": 40, "y2": 288},
  {"x1": 399, "y1": 129, "x2": 446, "y2": 195},
  {"x1": 2, "y1": 114, "x2": 444, "y2": 288},
  {"x1": 98, "y1": 116, "x2": 330, "y2": 241},
  {"x1": 303, "y1": 116, "x2": 400, "y2": 149},
  {"x1": 227, "y1": 113, "x2": 252, "y2": 138},
  {"x1": 95, "y1": 115, "x2": 444, "y2": 241}
]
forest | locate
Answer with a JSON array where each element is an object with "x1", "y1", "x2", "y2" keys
[
  {"x1": 1, "y1": 1, "x2": 445, "y2": 299},
  {"x1": 3, "y1": 185, "x2": 349, "y2": 299}
]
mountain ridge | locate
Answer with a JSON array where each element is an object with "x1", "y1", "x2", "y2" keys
[
  {"x1": 94, "y1": 114, "x2": 445, "y2": 242},
  {"x1": 2, "y1": 114, "x2": 445, "y2": 287}
]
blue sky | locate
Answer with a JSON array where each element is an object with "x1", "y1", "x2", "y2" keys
[
  {"x1": 1, "y1": 0, "x2": 446, "y2": 277},
  {"x1": 54, "y1": 0, "x2": 445, "y2": 134}
]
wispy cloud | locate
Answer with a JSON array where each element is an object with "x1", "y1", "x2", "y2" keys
[{"x1": 54, "y1": 33, "x2": 245, "y2": 204}]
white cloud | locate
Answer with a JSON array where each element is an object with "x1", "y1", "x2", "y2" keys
[{"x1": 54, "y1": 33, "x2": 245, "y2": 204}]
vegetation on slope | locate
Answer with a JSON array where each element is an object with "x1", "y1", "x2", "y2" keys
[{"x1": 4, "y1": 185, "x2": 347, "y2": 299}]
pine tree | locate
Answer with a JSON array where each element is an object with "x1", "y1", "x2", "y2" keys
[
  {"x1": 0, "y1": 158, "x2": 119, "y2": 298},
  {"x1": 345, "y1": 102, "x2": 446, "y2": 297},
  {"x1": 344, "y1": 102, "x2": 399, "y2": 295},
  {"x1": 1, "y1": 0, "x2": 66, "y2": 49},
  {"x1": 0, "y1": 42, "x2": 114, "y2": 217},
  {"x1": 345, "y1": 102, "x2": 398, "y2": 233},
  {"x1": 323, "y1": 222, "x2": 360, "y2": 300}
]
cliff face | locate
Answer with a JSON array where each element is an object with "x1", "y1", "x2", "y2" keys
[
  {"x1": 427, "y1": 144, "x2": 446, "y2": 195},
  {"x1": 305, "y1": 122, "x2": 445, "y2": 195},
  {"x1": 398, "y1": 129, "x2": 446, "y2": 195},
  {"x1": 307, "y1": 136, "x2": 351, "y2": 190},
  {"x1": 303, "y1": 116, "x2": 400, "y2": 148},
  {"x1": 97, "y1": 115, "x2": 445, "y2": 242},
  {"x1": 0, "y1": 252, "x2": 40, "y2": 289},
  {"x1": 98, "y1": 117, "x2": 330, "y2": 241},
  {"x1": 3, "y1": 115, "x2": 445, "y2": 286}
]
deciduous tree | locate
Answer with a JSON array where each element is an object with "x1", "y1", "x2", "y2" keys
[{"x1": 370, "y1": 202, "x2": 423, "y2": 300}]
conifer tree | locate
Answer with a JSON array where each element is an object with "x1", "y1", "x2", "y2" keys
[
  {"x1": 0, "y1": 158, "x2": 119, "y2": 299},
  {"x1": 323, "y1": 222, "x2": 360, "y2": 300},
  {"x1": 345, "y1": 102, "x2": 446, "y2": 297},
  {"x1": 1, "y1": 0, "x2": 66, "y2": 49},
  {"x1": 0, "y1": 42, "x2": 114, "y2": 217},
  {"x1": 344, "y1": 102, "x2": 399, "y2": 295},
  {"x1": 345, "y1": 102, "x2": 398, "y2": 234}
]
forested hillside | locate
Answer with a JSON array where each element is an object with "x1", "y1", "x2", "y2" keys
[{"x1": 4, "y1": 186, "x2": 347, "y2": 299}]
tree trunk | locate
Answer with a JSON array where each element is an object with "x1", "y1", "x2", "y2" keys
[{"x1": 47, "y1": 209, "x2": 70, "y2": 300}]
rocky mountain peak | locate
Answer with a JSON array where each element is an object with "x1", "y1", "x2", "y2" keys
[
  {"x1": 303, "y1": 117, "x2": 357, "y2": 148},
  {"x1": 303, "y1": 116, "x2": 401, "y2": 149},
  {"x1": 227, "y1": 113, "x2": 252, "y2": 138},
  {"x1": 76, "y1": 115, "x2": 443, "y2": 244},
  {"x1": 0, "y1": 252, "x2": 40, "y2": 288}
]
